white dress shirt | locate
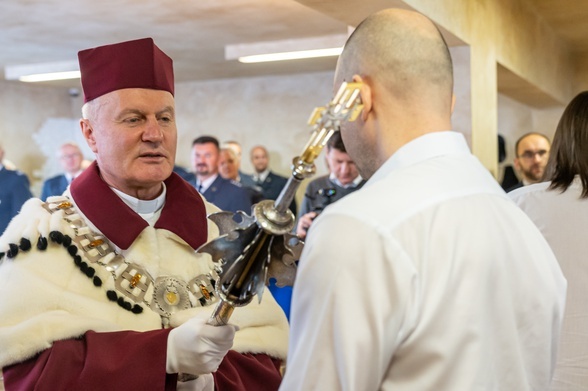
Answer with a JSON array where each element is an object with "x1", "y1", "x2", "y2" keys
[
  {"x1": 281, "y1": 131, "x2": 566, "y2": 391},
  {"x1": 195, "y1": 174, "x2": 218, "y2": 194},
  {"x1": 253, "y1": 169, "x2": 269, "y2": 184},
  {"x1": 510, "y1": 178, "x2": 588, "y2": 391}
]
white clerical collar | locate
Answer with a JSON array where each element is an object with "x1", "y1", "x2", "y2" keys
[
  {"x1": 111, "y1": 183, "x2": 167, "y2": 225},
  {"x1": 329, "y1": 173, "x2": 363, "y2": 188},
  {"x1": 196, "y1": 174, "x2": 218, "y2": 193}
]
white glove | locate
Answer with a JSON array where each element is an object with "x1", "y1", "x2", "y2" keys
[
  {"x1": 177, "y1": 373, "x2": 214, "y2": 391},
  {"x1": 166, "y1": 312, "x2": 237, "y2": 376}
]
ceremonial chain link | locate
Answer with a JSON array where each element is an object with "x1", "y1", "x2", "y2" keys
[{"x1": 43, "y1": 197, "x2": 219, "y2": 325}]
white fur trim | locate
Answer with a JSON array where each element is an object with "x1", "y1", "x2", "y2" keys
[{"x1": 0, "y1": 196, "x2": 289, "y2": 367}]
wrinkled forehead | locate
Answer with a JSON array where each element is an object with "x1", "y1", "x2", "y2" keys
[
  {"x1": 84, "y1": 88, "x2": 175, "y2": 120},
  {"x1": 220, "y1": 151, "x2": 235, "y2": 161},
  {"x1": 60, "y1": 144, "x2": 81, "y2": 154},
  {"x1": 194, "y1": 142, "x2": 218, "y2": 154},
  {"x1": 251, "y1": 147, "x2": 267, "y2": 158},
  {"x1": 518, "y1": 135, "x2": 550, "y2": 151}
]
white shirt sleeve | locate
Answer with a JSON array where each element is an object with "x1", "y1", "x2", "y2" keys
[{"x1": 280, "y1": 212, "x2": 418, "y2": 391}]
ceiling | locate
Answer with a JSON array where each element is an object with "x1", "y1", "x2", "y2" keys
[
  {"x1": 1, "y1": 0, "x2": 587, "y2": 97},
  {"x1": 533, "y1": 0, "x2": 588, "y2": 55},
  {"x1": 0, "y1": 0, "x2": 349, "y2": 89}
]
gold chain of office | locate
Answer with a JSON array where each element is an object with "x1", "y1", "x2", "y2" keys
[{"x1": 43, "y1": 197, "x2": 219, "y2": 325}]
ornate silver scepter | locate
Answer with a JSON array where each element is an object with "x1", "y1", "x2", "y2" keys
[{"x1": 201, "y1": 82, "x2": 364, "y2": 326}]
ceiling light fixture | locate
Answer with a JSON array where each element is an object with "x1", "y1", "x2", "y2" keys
[
  {"x1": 19, "y1": 70, "x2": 81, "y2": 82},
  {"x1": 238, "y1": 47, "x2": 343, "y2": 63},
  {"x1": 4, "y1": 60, "x2": 80, "y2": 83},
  {"x1": 225, "y1": 34, "x2": 349, "y2": 64}
]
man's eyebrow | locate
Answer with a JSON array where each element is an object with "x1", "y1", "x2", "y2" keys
[
  {"x1": 114, "y1": 106, "x2": 175, "y2": 120},
  {"x1": 114, "y1": 108, "x2": 144, "y2": 120},
  {"x1": 157, "y1": 106, "x2": 175, "y2": 116}
]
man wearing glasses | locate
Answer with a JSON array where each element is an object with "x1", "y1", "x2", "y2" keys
[{"x1": 508, "y1": 132, "x2": 551, "y2": 192}]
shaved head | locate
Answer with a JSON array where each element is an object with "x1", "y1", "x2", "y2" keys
[
  {"x1": 334, "y1": 9, "x2": 455, "y2": 178},
  {"x1": 336, "y1": 9, "x2": 453, "y2": 110}
]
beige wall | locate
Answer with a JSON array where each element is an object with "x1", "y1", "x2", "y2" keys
[
  {"x1": 174, "y1": 72, "x2": 334, "y2": 177},
  {"x1": 0, "y1": 81, "x2": 74, "y2": 178},
  {"x1": 0, "y1": 45, "x2": 473, "y2": 186},
  {"x1": 295, "y1": 0, "x2": 577, "y2": 178},
  {"x1": 404, "y1": 0, "x2": 571, "y2": 183},
  {"x1": 399, "y1": 0, "x2": 576, "y2": 104},
  {"x1": 0, "y1": 53, "x2": 565, "y2": 196}
]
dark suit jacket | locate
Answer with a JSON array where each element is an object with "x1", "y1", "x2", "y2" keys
[
  {"x1": 506, "y1": 181, "x2": 524, "y2": 193},
  {"x1": 298, "y1": 175, "x2": 367, "y2": 218},
  {"x1": 0, "y1": 167, "x2": 32, "y2": 235},
  {"x1": 40, "y1": 174, "x2": 69, "y2": 201},
  {"x1": 192, "y1": 175, "x2": 253, "y2": 214},
  {"x1": 173, "y1": 165, "x2": 195, "y2": 182},
  {"x1": 241, "y1": 171, "x2": 296, "y2": 214},
  {"x1": 501, "y1": 165, "x2": 520, "y2": 192},
  {"x1": 244, "y1": 185, "x2": 264, "y2": 204}
]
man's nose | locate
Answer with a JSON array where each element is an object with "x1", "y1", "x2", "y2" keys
[
  {"x1": 142, "y1": 119, "x2": 164, "y2": 142},
  {"x1": 533, "y1": 152, "x2": 545, "y2": 162}
]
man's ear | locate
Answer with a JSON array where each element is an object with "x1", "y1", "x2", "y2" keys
[
  {"x1": 352, "y1": 74, "x2": 372, "y2": 122},
  {"x1": 451, "y1": 94, "x2": 456, "y2": 114},
  {"x1": 80, "y1": 119, "x2": 98, "y2": 153}
]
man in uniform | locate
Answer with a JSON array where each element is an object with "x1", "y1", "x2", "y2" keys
[
  {"x1": 241, "y1": 145, "x2": 296, "y2": 214},
  {"x1": 0, "y1": 38, "x2": 287, "y2": 391},
  {"x1": 0, "y1": 144, "x2": 32, "y2": 235},
  {"x1": 191, "y1": 135, "x2": 253, "y2": 214},
  {"x1": 219, "y1": 147, "x2": 263, "y2": 204}
]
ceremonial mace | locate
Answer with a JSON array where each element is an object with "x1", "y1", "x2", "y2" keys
[{"x1": 201, "y1": 82, "x2": 364, "y2": 326}]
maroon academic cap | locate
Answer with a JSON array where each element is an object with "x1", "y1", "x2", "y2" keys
[{"x1": 78, "y1": 37, "x2": 174, "y2": 103}]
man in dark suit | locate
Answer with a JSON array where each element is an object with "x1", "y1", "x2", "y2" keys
[
  {"x1": 241, "y1": 145, "x2": 296, "y2": 214},
  {"x1": 296, "y1": 131, "x2": 366, "y2": 239},
  {"x1": 172, "y1": 164, "x2": 194, "y2": 182},
  {"x1": 506, "y1": 132, "x2": 551, "y2": 192},
  {"x1": 40, "y1": 142, "x2": 85, "y2": 201},
  {"x1": 0, "y1": 144, "x2": 32, "y2": 234},
  {"x1": 191, "y1": 136, "x2": 252, "y2": 213}
]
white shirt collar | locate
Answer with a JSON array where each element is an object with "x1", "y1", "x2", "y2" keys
[
  {"x1": 111, "y1": 183, "x2": 167, "y2": 225},
  {"x1": 369, "y1": 131, "x2": 468, "y2": 184},
  {"x1": 329, "y1": 173, "x2": 363, "y2": 188},
  {"x1": 65, "y1": 170, "x2": 84, "y2": 183},
  {"x1": 196, "y1": 174, "x2": 218, "y2": 193},
  {"x1": 255, "y1": 169, "x2": 270, "y2": 182}
]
